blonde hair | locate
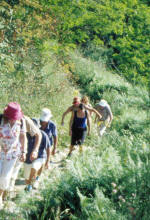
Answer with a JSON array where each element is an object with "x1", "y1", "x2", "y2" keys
[{"x1": 81, "y1": 96, "x2": 89, "y2": 104}]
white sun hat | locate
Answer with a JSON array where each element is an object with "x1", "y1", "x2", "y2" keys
[
  {"x1": 40, "y1": 108, "x2": 52, "y2": 122},
  {"x1": 98, "y1": 99, "x2": 107, "y2": 107}
]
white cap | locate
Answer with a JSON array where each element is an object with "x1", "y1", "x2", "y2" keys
[
  {"x1": 40, "y1": 108, "x2": 52, "y2": 122},
  {"x1": 98, "y1": 99, "x2": 107, "y2": 107}
]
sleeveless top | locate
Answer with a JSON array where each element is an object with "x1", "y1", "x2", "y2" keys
[{"x1": 72, "y1": 111, "x2": 87, "y2": 130}]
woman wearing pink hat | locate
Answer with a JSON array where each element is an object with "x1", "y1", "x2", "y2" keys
[{"x1": 0, "y1": 102, "x2": 27, "y2": 208}]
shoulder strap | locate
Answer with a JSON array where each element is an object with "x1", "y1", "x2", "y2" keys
[
  {"x1": 0, "y1": 114, "x2": 3, "y2": 125},
  {"x1": 85, "y1": 110, "x2": 87, "y2": 117},
  {"x1": 74, "y1": 110, "x2": 77, "y2": 117},
  {"x1": 72, "y1": 111, "x2": 77, "y2": 127},
  {"x1": 20, "y1": 119, "x2": 23, "y2": 129}
]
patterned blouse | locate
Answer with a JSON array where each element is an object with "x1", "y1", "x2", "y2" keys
[{"x1": 0, "y1": 118, "x2": 26, "y2": 160}]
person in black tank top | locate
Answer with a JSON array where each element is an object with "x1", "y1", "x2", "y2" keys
[
  {"x1": 61, "y1": 96, "x2": 102, "y2": 126},
  {"x1": 68, "y1": 104, "x2": 91, "y2": 156}
]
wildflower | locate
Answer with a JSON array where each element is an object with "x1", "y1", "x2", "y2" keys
[
  {"x1": 130, "y1": 136, "x2": 133, "y2": 140},
  {"x1": 112, "y1": 189, "x2": 117, "y2": 194},
  {"x1": 111, "y1": 182, "x2": 117, "y2": 188},
  {"x1": 122, "y1": 198, "x2": 126, "y2": 203},
  {"x1": 119, "y1": 195, "x2": 125, "y2": 203},
  {"x1": 132, "y1": 193, "x2": 136, "y2": 198}
]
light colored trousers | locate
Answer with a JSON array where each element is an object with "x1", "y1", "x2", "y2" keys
[
  {"x1": 97, "y1": 120, "x2": 109, "y2": 137},
  {"x1": 9, "y1": 160, "x2": 23, "y2": 191},
  {"x1": 0, "y1": 158, "x2": 17, "y2": 190}
]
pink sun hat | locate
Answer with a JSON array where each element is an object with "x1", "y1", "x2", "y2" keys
[{"x1": 4, "y1": 102, "x2": 23, "y2": 120}]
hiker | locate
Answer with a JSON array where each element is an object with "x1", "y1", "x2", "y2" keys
[
  {"x1": 40, "y1": 108, "x2": 58, "y2": 156},
  {"x1": 81, "y1": 95, "x2": 93, "y2": 117},
  {"x1": 81, "y1": 96, "x2": 92, "y2": 109},
  {"x1": 61, "y1": 97, "x2": 80, "y2": 126},
  {"x1": 0, "y1": 102, "x2": 27, "y2": 208},
  {"x1": 95, "y1": 99, "x2": 113, "y2": 136},
  {"x1": 68, "y1": 103, "x2": 91, "y2": 156},
  {"x1": 61, "y1": 96, "x2": 101, "y2": 126},
  {"x1": 24, "y1": 119, "x2": 51, "y2": 192},
  {"x1": 9, "y1": 115, "x2": 42, "y2": 193}
]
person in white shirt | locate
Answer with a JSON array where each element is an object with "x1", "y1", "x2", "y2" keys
[{"x1": 95, "y1": 100, "x2": 113, "y2": 136}]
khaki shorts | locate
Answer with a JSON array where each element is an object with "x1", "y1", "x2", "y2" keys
[{"x1": 24, "y1": 158, "x2": 46, "y2": 180}]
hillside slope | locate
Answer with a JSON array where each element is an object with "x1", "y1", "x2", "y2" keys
[
  {"x1": 0, "y1": 46, "x2": 150, "y2": 219},
  {"x1": 0, "y1": 1, "x2": 150, "y2": 219}
]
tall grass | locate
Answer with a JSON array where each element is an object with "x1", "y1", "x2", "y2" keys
[
  {"x1": 1, "y1": 42, "x2": 150, "y2": 219},
  {"x1": 0, "y1": 41, "x2": 80, "y2": 219}
]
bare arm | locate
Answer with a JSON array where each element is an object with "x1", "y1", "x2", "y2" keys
[
  {"x1": 30, "y1": 131, "x2": 42, "y2": 161},
  {"x1": 61, "y1": 106, "x2": 73, "y2": 125},
  {"x1": 110, "y1": 113, "x2": 113, "y2": 123},
  {"x1": 94, "y1": 114, "x2": 98, "y2": 123},
  {"x1": 19, "y1": 132, "x2": 27, "y2": 152},
  {"x1": 19, "y1": 132, "x2": 27, "y2": 162},
  {"x1": 45, "y1": 147, "x2": 51, "y2": 169},
  {"x1": 106, "y1": 105, "x2": 113, "y2": 126},
  {"x1": 84, "y1": 105, "x2": 102, "y2": 119},
  {"x1": 33, "y1": 131, "x2": 42, "y2": 152},
  {"x1": 109, "y1": 111, "x2": 113, "y2": 125},
  {"x1": 51, "y1": 135, "x2": 58, "y2": 155},
  {"x1": 24, "y1": 116, "x2": 42, "y2": 161},
  {"x1": 87, "y1": 111, "x2": 91, "y2": 135}
]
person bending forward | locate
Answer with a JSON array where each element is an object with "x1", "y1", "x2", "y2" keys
[{"x1": 24, "y1": 119, "x2": 51, "y2": 192}]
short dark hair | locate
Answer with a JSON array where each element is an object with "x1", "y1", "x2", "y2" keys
[
  {"x1": 79, "y1": 103, "x2": 84, "y2": 110},
  {"x1": 32, "y1": 118, "x2": 39, "y2": 127}
]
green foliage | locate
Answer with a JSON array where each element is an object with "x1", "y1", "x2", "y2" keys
[
  {"x1": 1, "y1": 35, "x2": 149, "y2": 218},
  {"x1": 0, "y1": 0, "x2": 150, "y2": 219},
  {"x1": 35, "y1": 0, "x2": 150, "y2": 87},
  {"x1": 78, "y1": 187, "x2": 125, "y2": 220},
  {"x1": 1, "y1": 0, "x2": 150, "y2": 87}
]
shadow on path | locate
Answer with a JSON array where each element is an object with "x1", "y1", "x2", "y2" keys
[{"x1": 15, "y1": 178, "x2": 25, "y2": 186}]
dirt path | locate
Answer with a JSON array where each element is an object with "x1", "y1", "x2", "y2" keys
[
  {"x1": 2, "y1": 146, "x2": 87, "y2": 216},
  {"x1": 1, "y1": 148, "x2": 69, "y2": 215},
  {"x1": 14, "y1": 149, "x2": 68, "y2": 192}
]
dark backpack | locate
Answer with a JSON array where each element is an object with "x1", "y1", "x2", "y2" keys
[{"x1": 0, "y1": 114, "x2": 3, "y2": 125}]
